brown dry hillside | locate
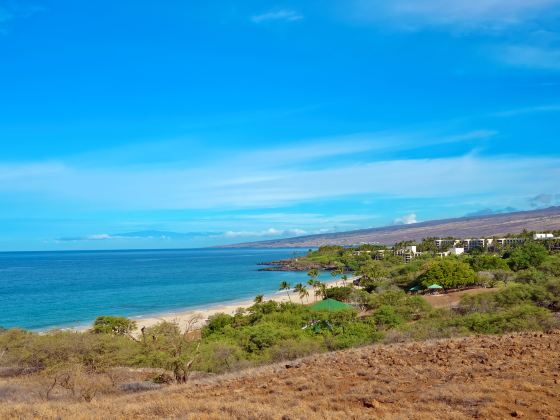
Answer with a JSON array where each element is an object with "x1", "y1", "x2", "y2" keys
[
  {"x1": 222, "y1": 206, "x2": 560, "y2": 248},
  {"x1": 3, "y1": 331, "x2": 560, "y2": 419}
]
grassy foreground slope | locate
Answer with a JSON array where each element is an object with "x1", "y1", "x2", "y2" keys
[{"x1": 3, "y1": 330, "x2": 559, "y2": 419}]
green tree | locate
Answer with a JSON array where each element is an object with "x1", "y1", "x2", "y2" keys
[
  {"x1": 357, "y1": 260, "x2": 388, "y2": 292},
  {"x1": 468, "y1": 254, "x2": 509, "y2": 272},
  {"x1": 330, "y1": 262, "x2": 344, "y2": 284},
  {"x1": 294, "y1": 283, "x2": 309, "y2": 304},
  {"x1": 91, "y1": 316, "x2": 136, "y2": 336},
  {"x1": 253, "y1": 294, "x2": 264, "y2": 304},
  {"x1": 314, "y1": 281, "x2": 327, "y2": 300},
  {"x1": 279, "y1": 281, "x2": 292, "y2": 303},
  {"x1": 417, "y1": 258, "x2": 477, "y2": 289},
  {"x1": 507, "y1": 242, "x2": 549, "y2": 271}
]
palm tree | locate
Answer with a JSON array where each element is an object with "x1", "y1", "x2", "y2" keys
[
  {"x1": 308, "y1": 268, "x2": 319, "y2": 280},
  {"x1": 320, "y1": 282, "x2": 327, "y2": 299},
  {"x1": 294, "y1": 283, "x2": 305, "y2": 304},
  {"x1": 301, "y1": 285, "x2": 310, "y2": 303},
  {"x1": 341, "y1": 274, "x2": 348, "y2": 286},
  {"x1": 254, "y1": 294, "x2": 264, "y2": 304},
  {"x1": 330, "y1": 269, "x2": 338, "y2": 286},
  {"x1": 279, "y1": 281, "x2": 292, "y2": 303},
  {"x1": 312, "y1": 281, "x2": 327, "y2": 300},
  {"x1": 313, "y1": 280, "x2": 321, "y2": 302}
]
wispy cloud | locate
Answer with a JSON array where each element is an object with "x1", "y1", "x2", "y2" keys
[
  {"x1": 393, "y1": 213, "x2": 418, "y2": 225},
  {"x1": 223, "y1": 228, "x2": 307, "y2": 238},
  {"x1": 496, "y1": 44, "x2": 560, "y2": 70},
  {"x1": 0, "y1": 5, "x2": 14, "y2": 24},
  {"x1": 59, "y1": 228, "x2": 311, "y2": 242},
  {"x1": 0, "y1": 3, "x2": 45, "y2": 33},
  {"x1": 492, "y1": 104, "x2": 560, "y2": 117},
  {"x1": 2, "y1": 153, "x2": 558, "y2": 211},
  {"x1": 58, "y1": 230, "x2": 218, "y2": 242},
  {"x1": 348, "y1": 0, "x2": 560, "y2": 30},
  {"x1": 251, "y1": 9, "x2": 303, "y2": 24},
  {"x1": 529, "y1": 193, "x2": 560, "y2": 208}
]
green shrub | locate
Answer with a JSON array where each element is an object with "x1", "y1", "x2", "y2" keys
[
  {"x1": 507, "y1": 242, "x2": 548, "y2": 271},
  {"x1": 195, "y1": 340, "x2": 244, "y2": 373},
  {"x1": 467, "y1": 254, "x2": 509, "y2": 272},
  {"x1": 202, "y1": 313, "x2": 233, "y2": 337},
  {"x1": 325, "y1": 321, "x2": 382, "y2": 350},
  {"x1": 372, "y1": 305, "x2": 404, "y2": 329},
  {"x1": 92, "y1": 316, "x2": 136, "y2": 336},
  {"x1": 459, "y1": 282, "x2": 555, "y2": 314},
  {"x1": 417, "y1": 258, "x2": 477, "y2": 289},
  {"x1": 240, "y1": 322, "x2": 299, "y2": 353},
  {"x1": 453, "y1": 304, "x2": 557, "y2": 334},
  {"x1": 325, "y1": 286, "x2": 354, "y2": 302},
  {"x1": 269, "y1": 338, "x2": 324, "y2": 361}
]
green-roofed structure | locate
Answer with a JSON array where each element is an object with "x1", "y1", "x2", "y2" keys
[{"x1": 310, "y1": 298, "x2": 353, "y2": 312}]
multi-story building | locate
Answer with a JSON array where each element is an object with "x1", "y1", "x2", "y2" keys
[
  {"x1": 395, "y1": 245, "x2": 422, "y2": 263},
  {"x1": 534, "y1": 233, "x2": 555, "y2": 240},
  {"x1": 435, "y1": 239, "x2": 459, "y2": 249},
  {"x1": 438, "y1": 247, "x2": 465, "y2": 257},
  {"x1": 496, "y1": 237, "x2": 526, "y2": 247},
  {"x1": 462, "y1": 238, "x2": 491, "y2": 250}
]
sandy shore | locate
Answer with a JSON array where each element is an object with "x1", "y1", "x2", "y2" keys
[{"x1": 111, "y1": 276, "x2": 359, "y2": 334}]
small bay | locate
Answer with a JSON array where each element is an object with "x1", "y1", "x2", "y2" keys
[{"x1": 0, "y1": 248, "x2": 324, "y2": 331}]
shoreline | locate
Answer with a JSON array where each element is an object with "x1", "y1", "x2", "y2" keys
[{"x1": 72, "y1": 276, "x2": 358, "y2": 334}]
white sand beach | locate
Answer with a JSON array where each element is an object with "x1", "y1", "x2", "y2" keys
[{"x1": 110, "y1": 276, "x2": 359, "y2": 333}]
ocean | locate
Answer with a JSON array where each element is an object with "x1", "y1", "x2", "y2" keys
[{"x1": 0, "y1": 248, "x2": 325, "y2": 331}]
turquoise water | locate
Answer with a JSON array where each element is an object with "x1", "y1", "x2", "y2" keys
[{"x1": 0, "y1": 248, "x2": 326, "y2": 331}]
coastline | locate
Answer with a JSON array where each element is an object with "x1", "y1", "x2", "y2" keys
[{"x1": 74, "y1": 276, "x2": 358, "y2": 333}]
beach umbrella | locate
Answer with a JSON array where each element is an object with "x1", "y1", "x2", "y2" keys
[
  {"x1": 427, "y1": 284, "x2": 443, "y2": 289},
  {"x1": 409, "y1": 286, "x2": 420, "y2": 292}
]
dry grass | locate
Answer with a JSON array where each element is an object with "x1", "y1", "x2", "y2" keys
[
  {"x1": 423, "y1": 287, "x2": 498, "y2": 308},
  {"x1": 1, "y1": 330, "x2": 559, "y2": 419}
]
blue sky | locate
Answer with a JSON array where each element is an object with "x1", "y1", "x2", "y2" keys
[{"x1": 1, "y1": 0, "x2": 559, "y2": 251}]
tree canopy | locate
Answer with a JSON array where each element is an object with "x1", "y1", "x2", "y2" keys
[
  {"x1": 417, "y1": 259, "x2": 477, "y2": 289},
  {"x1": 507, "y1": 242, "x2": 549, "y2": 271}
]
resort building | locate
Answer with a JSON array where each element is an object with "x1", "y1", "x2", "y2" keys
[
  {"x1": 395, "y1": 245, "x2": 422, "y2": 263},
  {"x1": 438, "y1": 247, "x2": 465, "y2": 257},
  {"x1": 462, "y1": 238, "x2": 493, "y2": 250},
  {"x1": 435, "y1": 239, "x2": 459, "y2": 249},
  {"x1": 534, "y1": 233, "x2": 555, "y2": 240},
  {"x1": 496, "y1": 238, "x2": 526, "y2": 247}
]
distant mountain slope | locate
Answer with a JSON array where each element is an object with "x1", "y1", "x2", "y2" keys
[{"x1": 222, "y1": 207, "x2": 560, "y2": 248}]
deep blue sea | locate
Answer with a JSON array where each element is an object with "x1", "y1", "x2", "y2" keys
[{"x1": 0, "y1": 248, "x2": 324, "y2": 331}]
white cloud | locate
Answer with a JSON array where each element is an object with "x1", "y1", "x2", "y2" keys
[
  {"x1": 0, "y1": 3, "x2": 46, "y2": 33},
  {"x1": 223, "y1": 228, "x2": 306, "y2": 238},
  {"x1": 496, "y1": 45, "x2": 560, "y2": 70},
  {"x1": 492, "y1": 104, "x2": 560, "y2": 117},
  {"x1": 348, "y1": 0, "x2": 560, "y2": 30},
  {"x1": 86, "y1": 234, "x2": 113, "y2": 240},
  {"x1": 393, "y1": 213, "x2": 418, "y2": 225},
  {"x1": 0, "y1": 130, "x2": 558, "y2": 213},
  {"x1": 529, "y1": 193, "x2": 560, "y2": 208},
  {"x1": 251, "y1": 9, "x2": 303, "y2": 24}
]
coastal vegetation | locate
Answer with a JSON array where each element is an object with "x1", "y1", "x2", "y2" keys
[{"x1": 0, "y1": 233, "x2": 559, "y2": 403}]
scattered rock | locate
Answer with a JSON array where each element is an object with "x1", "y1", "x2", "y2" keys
[{"x1": 362, "y1": 398, "x2": 380, "y2": 409}]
